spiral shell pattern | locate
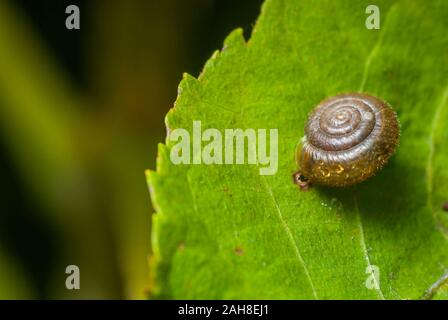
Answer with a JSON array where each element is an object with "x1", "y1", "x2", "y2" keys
[{"x1": 297, "y1": 93, "x2": 399, "y2": 187}]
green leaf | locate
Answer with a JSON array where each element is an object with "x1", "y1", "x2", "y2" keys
[{"x1": 147, "y1": 0, "x2": 448, "y2": 299}]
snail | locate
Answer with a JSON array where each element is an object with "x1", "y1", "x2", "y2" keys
[{"x1": 294, "y1": 93, "x2": 399, "y2": 190}]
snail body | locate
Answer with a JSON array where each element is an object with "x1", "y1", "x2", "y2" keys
[{"x1": 294, "y1": 93, "x2": 399, "y2": 189}]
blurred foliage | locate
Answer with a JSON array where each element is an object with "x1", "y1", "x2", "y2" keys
[
  {"x1": 0, "y1": 0, "x2": 262, "y2": 298},
  {"x1": 0, "y1": 248, "x2": 32, "y2": 299}
]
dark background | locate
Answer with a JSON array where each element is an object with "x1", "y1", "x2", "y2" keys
[{"x1": 0, "y1": 0, "x2": 262, "y2": 299}]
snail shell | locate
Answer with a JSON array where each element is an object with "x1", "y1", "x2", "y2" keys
[{"x1": 294, "y1": 93, "x2": 399, "y2": 189}]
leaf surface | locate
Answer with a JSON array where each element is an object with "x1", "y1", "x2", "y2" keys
[{"x1": 148, "y1": 0, "x2": 448, "y2": 299}]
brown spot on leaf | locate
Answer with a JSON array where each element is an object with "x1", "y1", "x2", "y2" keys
[
  {"x1": 442, "y1": 202, "x2": 448, "y2": 212},
  {"x1": 223, "y1": 186, "x2": 233, "y2": 197},
  {"x1": 235, "y1": 247, "x2": 244, "y2": 256}
]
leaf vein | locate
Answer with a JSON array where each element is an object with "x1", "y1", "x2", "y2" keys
[
  {"x1": 421, "y1": 271, "x2": 448, "y2": 300},
  {"x1": 426, "y1": 84, "x2": 448, "y2": 215},
  {"x1": 353, "y1": 194, "x2": 386, "y2": 299},
  {"x1": 261, "y1": 176, "x2": 318, "y2": 299}
]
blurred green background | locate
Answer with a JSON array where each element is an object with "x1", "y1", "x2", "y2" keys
[{"x1": 0, "y1": 0, "x2": 262, "y2": 299}]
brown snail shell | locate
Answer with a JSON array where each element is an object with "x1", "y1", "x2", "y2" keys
[{"x1": 294, "y1": 93, "x2": 399, "y2": 189}]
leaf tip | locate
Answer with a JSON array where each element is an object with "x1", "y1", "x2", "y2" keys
[{"x1": 223, "y1": 28, "x2": 246, "y2": 51}]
